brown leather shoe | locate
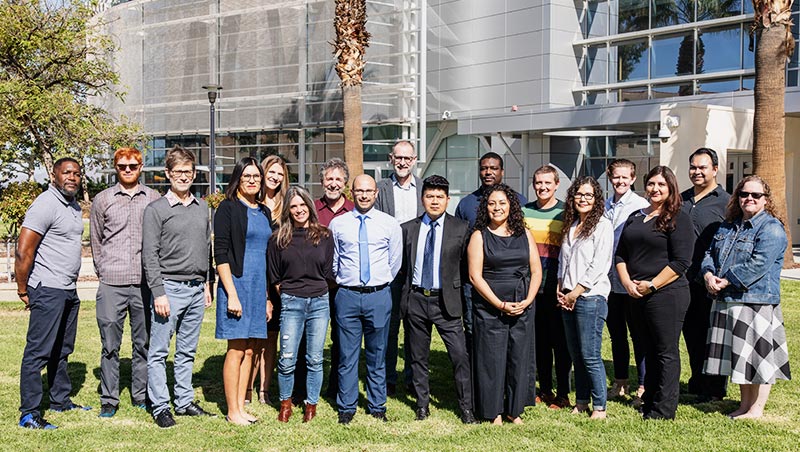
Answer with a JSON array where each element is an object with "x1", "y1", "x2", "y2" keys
[
  {"x1": 303, "y1": 403, "x2": 317, "y2": 423},
  {"x1": 277, "y1": 399, "x2": 292, "y2": 423}
]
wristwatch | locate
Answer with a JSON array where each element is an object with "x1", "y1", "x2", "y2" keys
[
  {"x1": 648, "y1": 282, "x2": 658, "y2": 293},
  {"x1": 17, "y1": 292, "x2": 28, "y2": 298}
]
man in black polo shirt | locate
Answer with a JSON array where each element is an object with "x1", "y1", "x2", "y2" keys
[{"x1": 680, "y1": 147, "x2": 730, "y2": 402}]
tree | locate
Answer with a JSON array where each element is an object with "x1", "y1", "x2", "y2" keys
[
  {"x1": 0, "y1": 0, "x2": 144, "y2": 201},
  {"x1": 751, "y1": 0, "x2": 795, "y2": 267},
  {"x1": 332, "y1": 0, "x2": 370, "y2": 179}
]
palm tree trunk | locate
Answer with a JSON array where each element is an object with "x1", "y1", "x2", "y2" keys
[
  {"x1": 342, "y1": 84, "x2": 364, "y2": 178},
  {"x1": 752, "y1": 23, "x2": 794, "y2": 267}
]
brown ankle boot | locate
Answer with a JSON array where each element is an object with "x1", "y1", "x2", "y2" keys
[
  {"x1": 303, "y1": 403, "x2": 317, "y2": 423},
  {"x1": 277, "y1": 399, "x2": 293, "y2": 423}
]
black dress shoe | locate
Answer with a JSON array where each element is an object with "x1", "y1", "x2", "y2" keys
[
  {"x1": 415, "y1": 406, "x2": 430, "y2": 421},
  {"x1": 460, "y1": 409, "x2": 479, "y2": 424},
  {"x1": 175, "y1": 401, "x2": 215, "y2": 417},
  {"x1": 338, "y1": 411, "x2": 354, "y2": 425},
  {"x1": 153, "y1": 410, "x2": 176, "y2": 428},
  {"x1": 371, "y1": 411, "x2": 389, "y2": 422}
]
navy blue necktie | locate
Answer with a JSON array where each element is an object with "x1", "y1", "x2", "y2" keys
[
  {"x1": 421, "y1": 221, "x2": 438, "y2": 290},
  {"x1": 358, "y1": 215, "x2": 370, "y2": 285}
]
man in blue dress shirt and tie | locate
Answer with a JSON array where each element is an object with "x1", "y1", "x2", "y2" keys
[{"x1": 329, "y1": 174, "x2": 403, "y2": 424}]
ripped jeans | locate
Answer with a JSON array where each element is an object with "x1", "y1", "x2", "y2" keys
[{"x1": 277, "y1": 292, "x2": 330, "y2": 405}]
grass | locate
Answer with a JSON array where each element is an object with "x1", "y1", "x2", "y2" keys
[{"x1": 0, "y1": 284, "x2": 799, "y2": 451}]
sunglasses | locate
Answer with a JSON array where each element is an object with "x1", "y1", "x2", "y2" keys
[
  {"x1": 116, "y1": 163, "x2": 141, "y2": 171},
  {"x1": 738, "y1": 191, "x2": 766, "y2": 200}
]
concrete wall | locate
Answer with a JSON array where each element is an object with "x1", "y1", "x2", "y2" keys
[
  {"x1": 426, "y1": 0, "x2": 582, "y2": 122},
  {"x1": 660, "y1": 103, "x2": 800, "y2": 242}
]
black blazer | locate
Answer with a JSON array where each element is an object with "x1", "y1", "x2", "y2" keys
[
  {"x1": 213, "y1": 198, "x2": 273, "y2": 278},
  {"x1": 399, "y1": 213, "x2": 469, "y2": 318}
]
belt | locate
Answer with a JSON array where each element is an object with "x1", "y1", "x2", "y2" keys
[
  {"x1": 166, "y1": 279, "x2": 204, "y2": 287},
  {"x1": 341, "y1": 283, "x2": 389, "y2": 294},
  {"x1": 412, "y1": 285, "x2": 441, "y2": 297}
]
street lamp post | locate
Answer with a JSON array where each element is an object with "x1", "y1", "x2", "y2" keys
[{"x1": 201, "y1": 84, "x2": 223, "y2": 193}]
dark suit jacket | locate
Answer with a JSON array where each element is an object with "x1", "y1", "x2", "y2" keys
[
  {"x1": 399, "y1": 213, "x2": 469, "y2": 318},
  {"x1": 375, "y1": 174, "x2": 424, "y2": 218}
]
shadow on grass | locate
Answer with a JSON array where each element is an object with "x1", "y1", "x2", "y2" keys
[
  {"x1": 196, "y1": 354, "x2": 225, "y2": 412},
  {"x1": 38, "y1": 361, "x2": 88, "y2": 410},
  {"x1": 91, "y1": 358, "x2": 142, "y2": 403}
]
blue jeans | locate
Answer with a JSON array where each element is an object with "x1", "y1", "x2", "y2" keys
[
  {"x1": 335, "y1": 286, "x2": 392, "y2": 414},
  {"x1": 278, "y1": 292, "x2": 330, "y2": 405},
  {"x1": 562, "y1": 295, "x2": 608, "y2": 411},
  {"x1": 147, "y1": 280, "x2": 206, "y2": 416}
]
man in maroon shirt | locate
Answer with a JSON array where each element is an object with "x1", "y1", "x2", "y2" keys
[
  {"x1": 313, "y1": 158, "x2": 354, "y2": 398},
  {"x1": 314, "y1": 158, "x2": 354, "y2": 227}
]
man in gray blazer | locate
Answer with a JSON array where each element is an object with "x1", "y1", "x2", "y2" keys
[
  {"x1": 375, "y1": 140, "x2": 424, "y2": 395},
  {"x1": 400, "y1": 175, "x2": 477, "y2": 424}
]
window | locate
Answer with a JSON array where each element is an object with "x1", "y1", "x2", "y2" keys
[
  {"x1": 652, "y1": 32, "x2": 695, "y2": 77},
  {"x1": 699, "y1": 25, "x2": 742, "y2": 73},
  {"x1": 616, "y1": 40, "x2": 650, "y2": 82}
]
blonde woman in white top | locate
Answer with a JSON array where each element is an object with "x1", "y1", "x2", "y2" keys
[{"x1": 557, "y1": 176, "x2": 614, "y2": 419}]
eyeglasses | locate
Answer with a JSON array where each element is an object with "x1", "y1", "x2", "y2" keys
[
  {"x1": 353, "y1": 189, "x2": 376, "y2": 196},
  {"x1": 241, "y1": 174, "x2": 262, "y2": 181},
  {"x1": 169, "y1": 169, "x2": 194, "y2": 178},
  {"x1": 575, "y1": 193, "x2": 595, "y2": 200},
  {"x1": 738, "y1": 191, "x2": 766, "y2": 200},
  {"x1": 392, "y1": 155, "x2": 416, "y2": 163},
  {"x1": 116, "y1": 163, "x2": 141, "y2": 171}
]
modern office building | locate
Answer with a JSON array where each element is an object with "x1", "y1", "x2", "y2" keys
[{"x1": 93, "y1": 0, "x2": 800, "y2": 239}]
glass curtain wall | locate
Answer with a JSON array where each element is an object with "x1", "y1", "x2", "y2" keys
[
  {"x1": 575, "y1": 0, "x2": 787, "y2": 105},
  {"x1": 94, "y1": 0, "x2": 422, "y2": 196}
]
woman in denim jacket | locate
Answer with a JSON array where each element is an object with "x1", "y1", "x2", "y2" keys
[{"x1": 701, "y1": 175, "x2": 791, "y2": 419}]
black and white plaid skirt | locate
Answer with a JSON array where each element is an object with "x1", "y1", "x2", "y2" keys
[{"x1": 703, "y1": 301, "x2": 791, "y2": 385}]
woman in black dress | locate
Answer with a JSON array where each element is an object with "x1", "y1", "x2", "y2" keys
[
  {"x1": 615, "y1": 165, "x2": 694, "y2": 420},
  {"x1": 467, "y1": 183, "x2": 542, "y2": 425}
]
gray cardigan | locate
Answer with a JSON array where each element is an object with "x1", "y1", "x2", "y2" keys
[{"x1": 374, "y1": 174, "x2": 424, "y2": 219}]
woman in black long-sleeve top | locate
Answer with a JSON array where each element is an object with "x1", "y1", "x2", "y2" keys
[{"x1": 615, "y1": 166, "x2": 694, "y2": 420}]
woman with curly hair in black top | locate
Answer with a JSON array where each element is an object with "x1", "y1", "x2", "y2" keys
[
  {"x1": 615, "y1": 166, "x2": 694, "y2": 420},
  {"x1": 467, "y1": 183, "x2": 542, "y2": 424}
]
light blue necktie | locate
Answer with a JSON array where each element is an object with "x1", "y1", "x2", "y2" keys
[
  {"x1": 358, "y1": 215, "x2": 370, "y2": 285},
  {"x1": 421, "y1": 221, "x2": 438, "y2": 290}
]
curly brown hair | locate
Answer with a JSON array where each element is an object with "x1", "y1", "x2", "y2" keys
[
  {"x1": 473, "y1": 183, "x2": 526, "y2": 236},
  {"x1": 644, "y1": 165, "x2": 682, "y2": 233},
  {"x1": 725, "y1": 175, "x2": 783, "y2": 224},
  {"x1": 561, "y1": 176, "x2": 605, "y2": 243}
]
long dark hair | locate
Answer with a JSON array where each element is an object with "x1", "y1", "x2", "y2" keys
[
  {"x1": 561, "y1": 176, "x2": 604, "y2": 243},
  {"x1": 275, "y1": 185, "x2": 330, "y2": 249},
  {"x1": 474, "y1": 183, "x2": 526, "y2": 236},
  {"x1": 644, "y1": 165, "x2": 682, "y2": 232},
  {"x1": 225, "y1": 157, "x2": 264, "y2": 202},
  {"x1": 726, "y1": 175, "x2": 782, "y2": 224}
]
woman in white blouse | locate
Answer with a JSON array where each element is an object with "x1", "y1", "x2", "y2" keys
[{"x1": 557, "y1": 176, "x2": 614, "y2": 419}]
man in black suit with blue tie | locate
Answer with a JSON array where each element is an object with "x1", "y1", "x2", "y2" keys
[{"x1": 400, "y1": 175, "x2": 478, "y2": 424}]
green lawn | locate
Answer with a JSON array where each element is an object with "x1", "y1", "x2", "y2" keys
[{"x1": 0, "y1": 284, "x2": 799, "y2": 451}]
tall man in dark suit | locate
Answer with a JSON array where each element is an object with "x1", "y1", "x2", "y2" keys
[{"x1": 400, "y1": 175, "x2": 478, "y2": 424}]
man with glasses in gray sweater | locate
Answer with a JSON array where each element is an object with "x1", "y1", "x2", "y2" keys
[{"x1": 142, "y1": 146, "x2": 215, "y2": 428}]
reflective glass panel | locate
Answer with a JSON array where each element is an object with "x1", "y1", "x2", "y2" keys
[
  {"x1": 696, "y1": 0, "x2": 743, "y2": 21},
  {"x1": 652, "y1": 83, "x2": 695, "y2": 98},
  {"x1": 652, "y1": 33, "x2": 695, "y2": 77},
  {"x1": 616, "y1": 40, "x2": 649, "y2": 82},
  {"x1": 699, "y1": 25, "x2": 742, "y2": 72},
  {"x1": 619, "y1": 86, "x2": 649, "y2": 101},
  {"x1": 586, "y1": 44, "x2": 609, "y2": 85},
  {"x1": 618, "y1": 0, "x2": 650, "y2": 33},
  {"x1": 652, "y1": 0, "x2": 693, "y2": 29},
  {"x1": 696, "y1": 77, "x2": 742, "y2": 93}
]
